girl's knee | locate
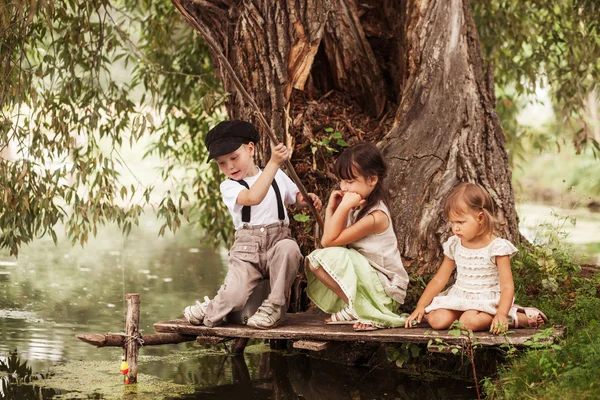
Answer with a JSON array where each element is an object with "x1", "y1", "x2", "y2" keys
[
  {"x1": 427, "y1": 311, "x2": 453, "y2": 330},
  {"x1": 459, "y1": 311, "x2": 491, "y2": 331},
  {"x1": 306, "y1": 260, "x2": 319, "y2": 273}
]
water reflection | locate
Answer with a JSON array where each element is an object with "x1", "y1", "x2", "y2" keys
[
  {"x1": 0, "y1": 215, "x2": 225, "y2": 371},
  {"x1": 175, "y1": 351, "x2": 476, "y2": 399},
  {"x1": 0, "y1": 351, "x2": 67, "y2": 399},
  {"x1": 3, "y1": 205, "x2": 593, "y2": 398}
]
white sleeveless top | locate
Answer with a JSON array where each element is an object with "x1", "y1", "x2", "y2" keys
[{"x1": 346, "y1": 201, "x2": 409, "y2": 304}]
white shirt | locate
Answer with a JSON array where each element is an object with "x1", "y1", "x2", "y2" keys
[{"x1": 220, "y1": 168, "x2": 299, "y2": 229}]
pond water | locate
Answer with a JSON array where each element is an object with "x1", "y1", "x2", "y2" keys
[
  {"x1": 0, "y1": 214, "x2": 476, "y2": 399},
  {"x1": 517, "y1": 203, "x2": 600, "y2": 265},
  {"x1": 1, "y1": 203, "x2": 598, "y2": 399}
]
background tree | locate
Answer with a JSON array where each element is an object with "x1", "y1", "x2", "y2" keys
[
  {"x1": 0, "y1": 0, "x2": 225, "y2": 255},
  {"x1": 172, "y1": 0, "x2": 514, "y2": 273}
]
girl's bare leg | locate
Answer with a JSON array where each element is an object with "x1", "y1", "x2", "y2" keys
[
  {"x1": 307, "y1": 261, "x2": 351, "y2": 323},
  {"x1": 427, "y1": 309, "x2": 464, "y2": 330},
  {"x1": 307, "y1": 261, "x2": 348, "y2": 304},
  {"x1": 459, "y1": 310, "x2": 494, "y2": 331}
]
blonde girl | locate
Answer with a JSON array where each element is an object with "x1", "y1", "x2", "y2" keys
[
  {"x1": 305, "y1": 142, "x2": 409, "y2": 331},
  {"x1": 405, "y1": 183, "x2": 548, "y2": 334}
]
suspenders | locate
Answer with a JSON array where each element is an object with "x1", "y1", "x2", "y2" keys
[{"x1": 234, "y1": 179, "x2": 285, "y2": 223}]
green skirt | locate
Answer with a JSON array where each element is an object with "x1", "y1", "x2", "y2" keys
[{"x1": 306, "y1": 247, "x2": 406, "y2": 328}]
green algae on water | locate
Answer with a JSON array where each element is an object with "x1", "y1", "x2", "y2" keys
[
  {"x1": 31, "y1": 360, "x2": 194, "y2": 400},
  {"x1": 140, "y1": 345, "x2": 228, "y2": 363},
  {"x1": 243, "y1": 342, "x2": 271, "y2": 354}
]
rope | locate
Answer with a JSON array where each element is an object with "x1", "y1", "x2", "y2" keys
[{"x1": 108, "y1": 332, "x2": 145, "y2": 347}]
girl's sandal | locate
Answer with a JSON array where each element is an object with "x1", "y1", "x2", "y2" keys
[
  {"x1": 326, "y1": 306, "x2": 357, "y2": 325},
  {"x1": 512, "y1": 305, "x2": 549, "y2": 328}
]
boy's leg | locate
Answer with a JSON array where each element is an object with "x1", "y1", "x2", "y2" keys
[
  {"x1": 203, "y1": 254, "x2": 263, "y2": 327},
  {"x1": 265, "y1": 238, "x2": 303, "y2": 307}
]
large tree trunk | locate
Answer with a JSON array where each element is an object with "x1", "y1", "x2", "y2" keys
[
  {"x1": 173, "y1": 0, "x2": 519, "y2": 276},
  {"x1": 381, "y1": 0, "x2": 518, "y2": 273}
]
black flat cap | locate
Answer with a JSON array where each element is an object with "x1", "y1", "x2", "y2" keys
[{"x1": 205, "y1": 120, "x2": 260, "y2": 161}]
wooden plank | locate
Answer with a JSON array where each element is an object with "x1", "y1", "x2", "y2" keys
[
  {"x1": 154, "y1": 313, "x2": 565, "y2": 348},
  {"x1": 293, "y1": 340, "x2": 329, "y2": 351}
]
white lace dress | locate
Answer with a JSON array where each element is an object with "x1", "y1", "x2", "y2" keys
[{"x1": 425, "y1": 235, "x2": 519, "y2": 320}]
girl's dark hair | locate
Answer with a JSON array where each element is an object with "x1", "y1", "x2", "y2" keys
[
  {"x1": 443, "y1": 182, "x2": 497, "y2": 236},
  {"x1": 334, "y1": 142, "x2": 389, "y2": 221}
]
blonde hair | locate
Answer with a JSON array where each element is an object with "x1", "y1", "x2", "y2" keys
[{"x1": 444, "y1": 183, "x2": 497, "y2": 236}]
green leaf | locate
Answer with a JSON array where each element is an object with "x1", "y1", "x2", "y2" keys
[
  {"x1": 449, "y1": 329, "x2": 461, "y2": 337},
  {"x1": 293, "y1": 213, "x2": 310, "y2": 223}
]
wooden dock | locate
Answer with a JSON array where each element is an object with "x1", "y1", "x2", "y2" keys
[
  {"x1": 77, "y1": 295, "x2": 565, "y2": 383},
  {"x1": 154, "y1": 312, "x2": 565, "y2": 348}
]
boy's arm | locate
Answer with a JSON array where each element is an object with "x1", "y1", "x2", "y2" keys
[{"x1": 237, "y1": 144, "x2": 288, "y2": 206}]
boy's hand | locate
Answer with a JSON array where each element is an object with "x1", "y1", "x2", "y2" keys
[
  {"x1": 297, "y1": 193, "x2": 322, "y2": 211},
  {"x1": 269, "y1": 143, "x2": 289, "y2": 166},
  {"x1": 405, "y1": 307, "x2": 425, "y2": 328},
  {"x1": 339, "y1": 191, "x2": 364, "y2": 209}
]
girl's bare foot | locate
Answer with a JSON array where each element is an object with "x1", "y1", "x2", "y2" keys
[{"x1": 353, "y1": 321, "x2": 378, "y2": 331}]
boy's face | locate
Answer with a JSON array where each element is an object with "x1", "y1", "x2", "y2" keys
[{"x1": 214, "y1": 143, "x2": 256, "y2": 180}]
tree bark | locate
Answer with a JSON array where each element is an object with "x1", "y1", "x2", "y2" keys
[
  {"x1": 173, "y1": 0, "x2": 519, "y2": 277},
  {"x1": 381, "y1": 0, "x2": 518, "y2": 273},
  {"x1": 177, "y1": 0, "x2": 333, "y2": 164},
  {"x1": 320, "y1": 0, "x2": 387, "y2": 117}
]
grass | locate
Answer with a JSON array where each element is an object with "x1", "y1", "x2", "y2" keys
[
  {"x1": 484, "y1": 322, "x2": 600, "y2": 399},
  {"x1": 483, "y1": 237, "x2": 600, "y2": 399},
  {"x1": 513, "y1": 147, "x2": 600, "y2": 208}
]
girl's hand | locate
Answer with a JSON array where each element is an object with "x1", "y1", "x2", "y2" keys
[
  {"x1": 405, "y1": 307, "x2": 425, "y2": 328},
  {"x1": 269, "y1": 143, "x2": 289, "y2": 166},
  {"x1": 327, "y1": 190, "x2": 344, "y2": 212},
  {"x1": 490, "y1": 314, "x2": 509, "y2": 335},
  {"x1": 339, "y1": 191, "x2": 364, "y2": 209}
]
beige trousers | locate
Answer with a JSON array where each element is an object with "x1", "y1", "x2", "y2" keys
[{"x1": 203, "y1": 222, "x2": 303, "y2": 327}]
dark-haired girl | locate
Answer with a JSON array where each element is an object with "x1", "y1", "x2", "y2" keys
[{"x1": 306, "y1": 142, "x2": 409, "y2": 331}]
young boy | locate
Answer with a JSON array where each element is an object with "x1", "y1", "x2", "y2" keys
[{"x1": 184, "y1": 120, "x2": 322, "y2": 329}]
